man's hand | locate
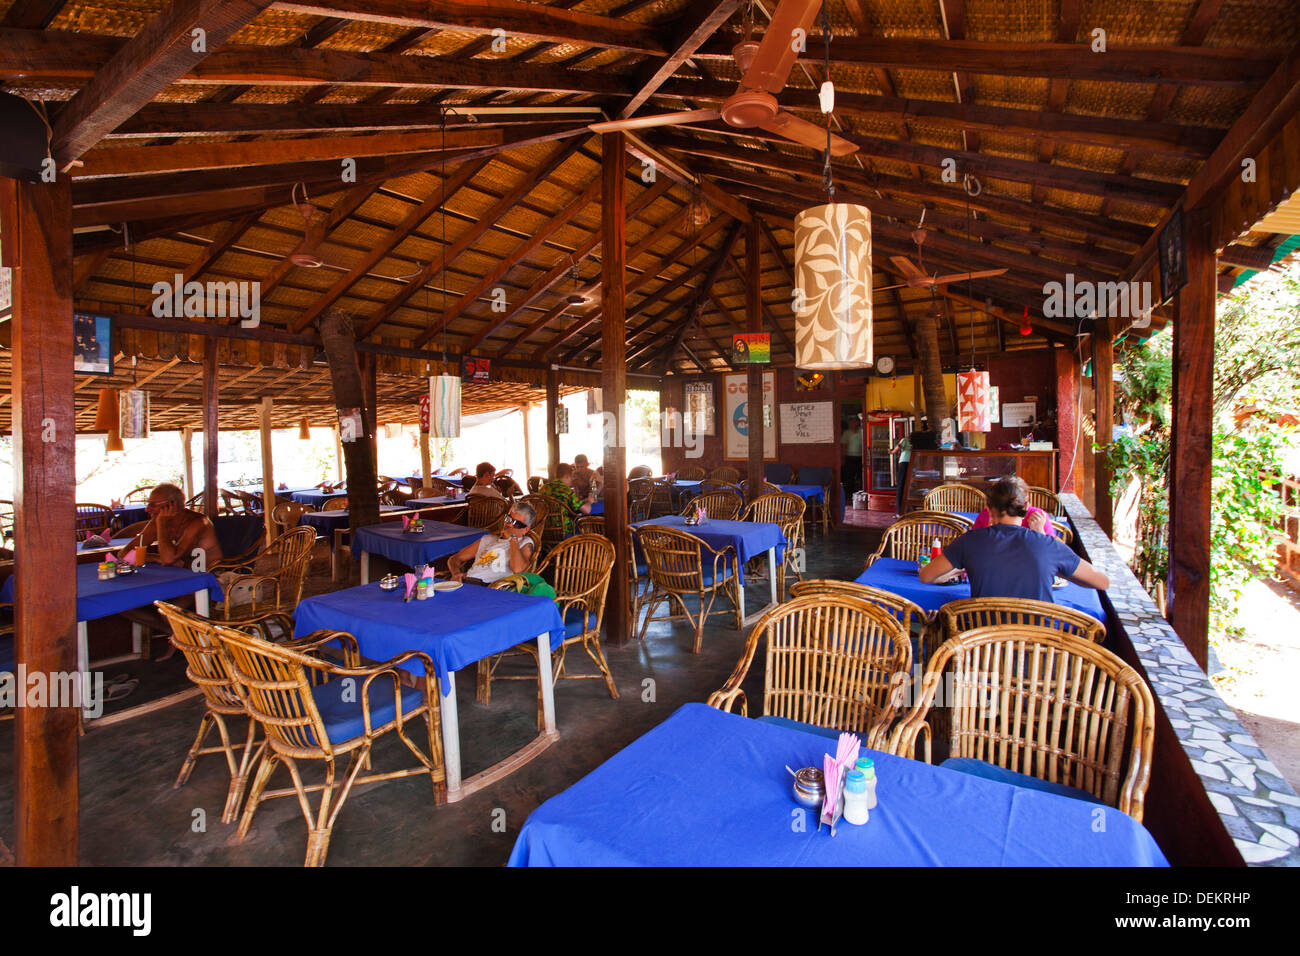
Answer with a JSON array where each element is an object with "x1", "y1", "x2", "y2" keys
[{"x1": 1024, "y1": 510, "x2": 1049, "y2": 535}]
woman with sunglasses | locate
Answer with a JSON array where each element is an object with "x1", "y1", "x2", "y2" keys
[{"x1": 447, "y1": 501, "x2": 537, "y2": 585}]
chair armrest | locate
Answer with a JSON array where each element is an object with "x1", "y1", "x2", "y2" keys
[
  {"x1": 705, "y1": 686, "x2": 747, "y2": 716},
  {"x1": 886, "y1": 668, "x2": 943, "y2": 760},
  {"x1": 281, "y1": 628, "x2": 362, "y2": 668},
  {"x1": 226, "y1": 610, "x2": 296, "y2": 642}
]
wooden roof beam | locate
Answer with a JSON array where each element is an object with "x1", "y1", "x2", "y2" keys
[
  {"x1": 618, "y1": 0, "x2": 741, "y2": 118},
  {"x1": 49, "y1": 0, "x2": 276, "y2": 165}
]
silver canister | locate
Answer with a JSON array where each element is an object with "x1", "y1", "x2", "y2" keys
[{"x1": 792, "y1": 767, "x2": 825, "y2": 809}]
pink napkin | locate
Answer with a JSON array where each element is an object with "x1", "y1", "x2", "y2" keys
[
  {"x1": 111, "y1": 498, "x2": 123, "y2": 509},
  {"x1": 403, "y1": 573, "x2": 416, "y2": 600},
  {"x1": 417, "y1": 564, "x2": 433, "y2": 581},
  {"x1": 105, "y1": 552, "x2": 117, "y2": 564},
  {"x1": 402, "y1": 514, "x2": 411, "y2": 530},
  {"x1": 122, "y1": 549, "x2": 139, "y2": 567}
]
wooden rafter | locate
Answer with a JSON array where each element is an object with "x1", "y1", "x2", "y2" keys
[{"x1": 618, "y1": 0, "x2": 741, "y2": 118}]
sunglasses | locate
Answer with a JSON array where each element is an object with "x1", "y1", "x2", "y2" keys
[{"x1": 505, "y1": 515, "x2": 528, "y2": 529}]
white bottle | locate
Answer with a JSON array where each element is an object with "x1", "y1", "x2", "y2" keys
[
  {"x1": 858, "y1": 758, "x2": 878, "y2": 810},
  {"x1": 842, "y1": 770, "x2": 869, "y2": 825}
]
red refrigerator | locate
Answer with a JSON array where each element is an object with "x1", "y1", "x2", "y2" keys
[{"x1": 865, "y1": 414, "x2": 913, "y2": 511}]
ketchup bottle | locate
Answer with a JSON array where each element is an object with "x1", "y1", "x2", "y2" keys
[{"x1": 930, "y1": 538, "x2": 942, "y2": 561}]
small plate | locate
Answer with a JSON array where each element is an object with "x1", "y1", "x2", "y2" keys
[{"x1": 433, "y1": 581, "x2": 462, "y2": 592}]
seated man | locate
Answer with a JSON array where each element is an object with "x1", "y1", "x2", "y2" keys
[
  {"x1": 467, "y1": 461, "x2": 505, "y2": 499},
  {"x1": 447, "y1": 502, "x2": 537, "y2": 585},
  {"x1": 541, "y1": 463, "x2": 594, "y2": 536},
  {"x1": 119, "y1": 482, "x2": 223, "y2": 570},
  {"x1": 571, "y1": 453, "x2": 596, "y2": 497},
  {"x1": 920, "y1": 476, "x2": 1108, "y2": 603}
]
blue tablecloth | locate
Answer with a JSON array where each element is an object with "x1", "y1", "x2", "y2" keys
[
  {"x1": 777, "y1": 483, "x2": 825, "y2": 503},
  {"x1": 290, "y1": 489, "x2": 349, "y2": 507},
  {"x1": 633, "y1": 515, "x2": 784, "y2": 586},
  {"x1": 294, "y1": 582, "x2": 566, "y2": 694},
  {"x1": 856, "y1": 557, "x2": 1105, "y2": 621},
  {"x1": 408, "y1": 495, "x2": 467, "y2": 508},
  {"x1": 111, "y1": 505, "x2": 150, "y2": 527},
  {"x1": 1, "y1": 563, "x2": 224, "y2": 622},
  {"x1": 508, "y1": 703, "x2": 1167, "y2": 866},
  {"x1": 300, "y1": 506, "x2": 401, "y2": 539},
  {"x1": 351, "y1": 520, "x2": 486, "y2": 567}
]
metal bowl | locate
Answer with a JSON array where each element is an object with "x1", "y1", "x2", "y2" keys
[
  {"x1": 379, "y1": 575, "x2": 400, "y2": 591},
  {"x1": 792, "y1": 767, "x2": 825, "y2": 809}
]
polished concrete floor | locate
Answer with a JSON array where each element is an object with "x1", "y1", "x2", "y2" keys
[{"x1": 0, "y1": 522, "x2": 881, "y2": 866}]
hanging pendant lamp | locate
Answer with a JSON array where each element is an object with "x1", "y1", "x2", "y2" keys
[
  {"x1": 118, "y1": 389, "x2": 150, "y2": 439},
  {"x1": 299, "y1": 417, "x2": 311, "y2": 440},
  {"x1": 956, "y1": 369, "x2": 991, "y2": 432},
  {"x1": 429, "y1": 374, "x2": 461, "y2": 438},
  {"x1": 93, "y1": 388, "x2": 120, "y2": 432}
]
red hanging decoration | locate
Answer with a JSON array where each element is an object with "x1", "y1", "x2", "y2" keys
[{"x1": 1019, "y1": 306, "x2": 1033, "y2": 336}]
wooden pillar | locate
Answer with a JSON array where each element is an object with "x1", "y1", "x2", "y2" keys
[
  {"x1": 203, "y1": 337, "x2": 219, "y2": 520},
  {"x1": 1167, "y1": 208, "x2": 1216, "y2": 671},
  {"x1": 181, "y1": 426, "x2": 194, "y2": 501},
  {"x1": 545, "y1": 365, "x2": 561, "y2": 478},
  {"x1": 520, "y1": 405, "x2": 533, "y2": 480},
  {"x1": 745, "y1": 219, "x2": 764, "y2": 500},
  {"x1": 419, "y1": 430, "x2": 432, "y2": 488},
  {"x1": 600, "y1": 131, "x2": 630, "y2": 645},
  {"x1": 1091, "y1": 317, "x2": 1114, "y2": 536},
  {"x1": 319, "y1": 308, "x2": 379, "y2": 533},
  {"x1": 1054, "y1": 347, "x2": 1082, "y2": 495},
  {"x1": 2, "y1": 175, "x2": 79, "y2": 865},
  {"x1": 259, "y1": 397, "x2": 276, "y2": 544}
]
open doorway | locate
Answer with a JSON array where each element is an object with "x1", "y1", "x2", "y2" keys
[{"x1": 839, "y1": 399, "x2": 864, "y2": 505}]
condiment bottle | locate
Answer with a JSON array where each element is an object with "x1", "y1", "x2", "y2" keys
[
  {"x1": 858, "y1": 757, "x2": 877, "y2": 810},
  {"x1": 97, "y1": 562, "x2": 114, "y2": 581},
  {"x1": 842, "y1": 770, "x2": 869, "y2": 825},
  {"x1": 930, "y1": 537, "x2": 942, "y2": 561}
]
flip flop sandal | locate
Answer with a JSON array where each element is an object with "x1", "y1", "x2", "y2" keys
[{"x1": 103, "y1": 678, "x2": 139, "y2": 703}]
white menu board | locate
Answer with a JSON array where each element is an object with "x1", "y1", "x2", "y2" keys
[{"x1": 778, "y1": 401, "x2": 835, "y2": 444}]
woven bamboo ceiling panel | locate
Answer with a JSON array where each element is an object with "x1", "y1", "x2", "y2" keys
[{"x1": 1, "y1": 0, "x2": 1297, "y2": 413}]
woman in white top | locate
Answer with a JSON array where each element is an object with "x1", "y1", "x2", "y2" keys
[{"x1": 447, "y1": 501, "x2": 536, "y2": 584}]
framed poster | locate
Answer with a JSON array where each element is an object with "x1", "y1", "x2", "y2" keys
[
  {"x1": 731, "y1": 333, "x2": 770, "y2": 364},
  {"x1": 724, "y1": 372, "x2": 776, "y2": 460},
  {"x1": 1158, "y1": 207, "x2": 1187, "y2": 303},
  {"x1": 461, "y1": 356, "x2": 491, "y2": 383},
  {"x1": 683, "y1": 381, "x2": 715, "y2": 437},
  {"x1": 1002, "y1": 401, "x2": 1036, "y2": 429},
  {"x1": 73, "y1": 311, "x2": 113, "y2": 375}
]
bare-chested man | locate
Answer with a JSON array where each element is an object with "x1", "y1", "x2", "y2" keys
[{"x1": 120, "y1": 483, "x2": 223, "y2": 569}]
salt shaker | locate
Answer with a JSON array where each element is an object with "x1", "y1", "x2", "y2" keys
[
  {"x1": 842, "y1": 770, "x2": 869, "y2": 825},
  {"x1": 857, "y1": 757, "x2": 877, "y2": 810}
]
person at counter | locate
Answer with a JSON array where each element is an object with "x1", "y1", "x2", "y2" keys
[{"x1": 919, "y1": 477, "x2": 1109, "y2": 602}]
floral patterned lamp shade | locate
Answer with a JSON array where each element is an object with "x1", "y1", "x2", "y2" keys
[
  {"x1": 793, "y1": 203, "x2": 873, "y2": 370},
  {"x1": 429, "y1": 375, "x2": 461, "y2": 438},
  {"x1": 957, "y1": 369, "x2": 991, "y2": 432}
]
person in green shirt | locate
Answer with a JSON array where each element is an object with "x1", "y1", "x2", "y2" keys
[
  {"x1": 891, "y1": 432, "x2": 912, "y2": 516},
  {"x1": 541, "y1": 463, "x2": 594, "y2": 536}
]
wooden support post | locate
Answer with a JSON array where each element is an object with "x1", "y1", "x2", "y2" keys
[
  {"x1": 520, "y1": 405, "x2": 533, "y2": 480},
  {"x1": 2, "y1": 175, "x2": 79, "y2": 866},
  {"x1": 319, "y1": 308, "x2": 379, "y2": 533},
  {"x1": 546, "y1": 365, "x2": 561, "y2": 478},
  {"x1": 600, "y1": 131, "x2": 631, "y2": 646},
  {"x1": 1054, "y1": 347, "x2": 1082, "y2": 495},
  {"x1": 259, "y1": 397, "x2": 276, "y2": 545},
  {"x1": 203, "y1": 337, "x2": 219, "y2": 520},
  {"x1": 419, "y1": 430, "x2": 432, "y2": 488},
  {"x1": 1091, "y1": 317, "x2": 1114, "y2": 536},
  {"x1": 181, "y1": 425, "x2": 194, "y2": 501},
  {"x1": 745, "y1": 219, "x2": 764, "y2": 500},
  {"x1": 1167, "y1": 207, "x2": 1216, "y2": 671}
]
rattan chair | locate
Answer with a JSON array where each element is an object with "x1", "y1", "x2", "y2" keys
[
  {"x1": 539, "y1": 493, "x2": 581, "y2": 551},
  {"x1": 476, "y1": 535, "x2": 618, "y2": 722},
  {"x1": 494, "y1": 474, "x2": 523, "y2": 497},
  {"x1": 707, "y1": 595, "x2": 912, "y2": 751},
  {"x1": 649, "y1": 478, "x2": 676, "y2": 517},
  {"x1": 681, "y1": 490, "x2": 744, "y2": 521},
  {"x1": 938, "y1": 596, "x2": 1105, "y2": 645},
  {"x1": 271, "y1": 501, "x2": 306, "y2": 534},
  {"x1": 633, "y1": 524, "x2": 740, "y2": 653},
  {"x1": 216, "y1": 526, "x2": 315, "y2": 621},
  {"x1": 1050, "y1": 519, "x2": 1073, "y2": 544},
  {"x1": 789, "y1": 579, "x2": 927, "y2": 639},
  {"x1": 576, "y1": 515, "x2": 646, "y2": 625},
  {"x1": 709, "y1": 466, "x2": 741, "y2": 483},
  {"x1": 1027, "y1": 485, "x2": 1063, "y2": 516},
  {"x1": 465, "y1": 495, "x2": 509, "y2": 532},
  {"x1": 796, "y1": 465, "x2": 834, "y2": 533},
  {"x1": 154, "y1": 602, "x2": 325, "y2": 824},
  {"x1": 741, "y1": 492, "x2": 806, "y2": 596},
  {"x1": 75, "y1": 503, "x2": 114, "y2": 540},
  {"x1": 320, "y1": 496, "x2": 349, "y2": 512},
  {"x1": 517, "y1": 494, "x2": 552, "y2": 530},
  {"x1": 699, "y1": 478, "x2": 742, "y2": 496},
  {"x1": 628, "y1": 478, "x2": 655, "y2": 523},
  {"x1": 922, "y1": 483, "x2": 987, "y2": 514},
  {"x1": 888, "y1": 625, "x2": 1155, "y2": 822},
  {"x1": 123, "y1": 485, "x2": 154, "y2": 504},
  {"x1": 527, "y1": 476, "x2": 544, "y2": 493},
  {"x1": 209, "y1": 618, "x2": 445, "y2": 866},
  {"x1": 677, "y1": 465, "x2": 706, "y2": 481},
  {"x1": 864, "y1": 511, "x2": 971, "y2": 568}
]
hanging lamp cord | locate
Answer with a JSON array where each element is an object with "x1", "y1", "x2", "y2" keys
[{"x1": 820, "y1": 6, "x2": 834, "y2": 200}]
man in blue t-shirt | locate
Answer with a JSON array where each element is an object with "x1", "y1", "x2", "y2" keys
[{"x1": 919, "y1": 477, "x2": 1109, "y2": 602}]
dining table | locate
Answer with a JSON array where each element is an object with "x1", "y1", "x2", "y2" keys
[
  {"x1": 2, "y1": 563, "x2": 223, "y2": 716},
  {"x1": 289, "y1": 488, "x2": 350, "y2": 507},
  {"x1": 299, "y1": 505, "x2": 402, "y2": 545},
  {"x1": 110, "y1": 504, "x2": 150, "y2": 528},
  {"x1": 632, "y1": 515, "x2": 785, "y2": 625},
  {"x1": 351, "y1": 520, "x2": 488, "y2": 583},
  {"x1": 855, "y1": 557, "x2": 1106, "y2": 621},
  {"x1": 507, "y1": 703, "x2": 1167, "y2": 867},
  {"x1": 294, "y1": 581, "x2": 565, "y2": 802}
]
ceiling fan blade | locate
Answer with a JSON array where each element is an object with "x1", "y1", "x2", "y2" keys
[
  {"x1": 758, "y1": 109, "x2": 857, "y2": 156},
  {"x1": 589, "y1": 110, "x2": 720, "y2": 134},
  {"x1": 873, "y1": 282, "x2": 907, "y2": 292},
  {"x1": 890, "y1": 256, "x2": 927, "y2": 282},
  {"x1": 927, "y1": 268, "x2": 1010, "y2": 285},
  {"x1": 741, "y1": 0, "x2": 824, "y2": 94}
]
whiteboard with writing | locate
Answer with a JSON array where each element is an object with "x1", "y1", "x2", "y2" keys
[{"x1": 779, "y1": 402, "x2": 835, "y2": 444}]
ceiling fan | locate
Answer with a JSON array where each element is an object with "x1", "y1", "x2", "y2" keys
[
  {"x1": 287, "y1": 197, "x2": 329, "y2": 268},
  {"x1": 876, "y1": 215, "x2": 1008, "y2": 292},
  {"x1": 589, "y1": 0, "x2": 857, "y2": 157}
]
